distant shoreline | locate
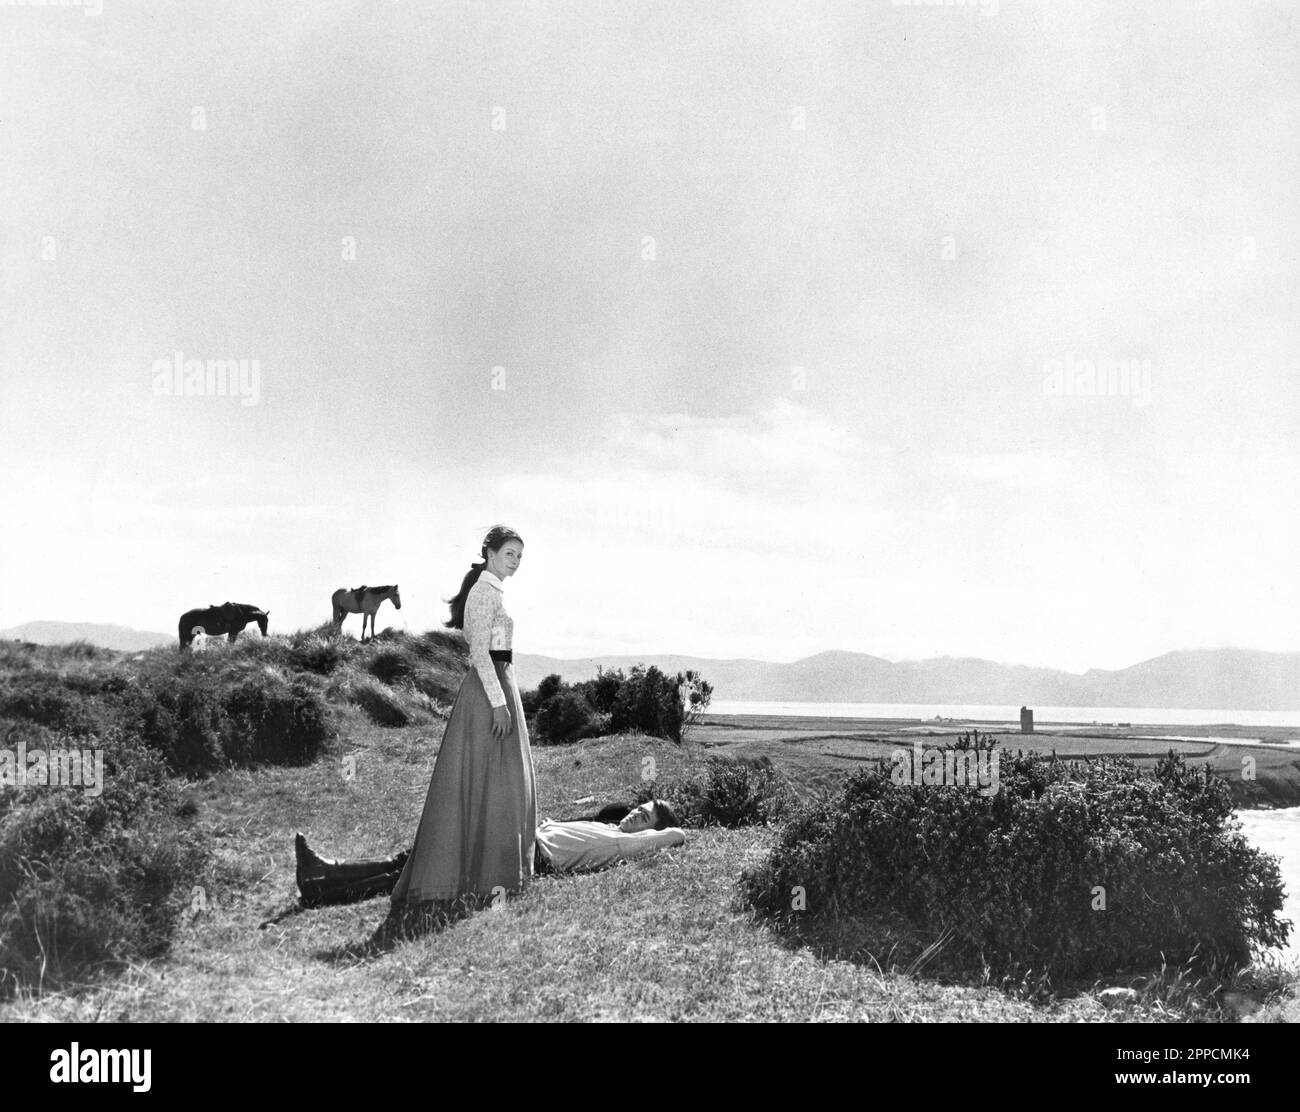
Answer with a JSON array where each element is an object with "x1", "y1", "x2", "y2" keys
[
  {"x1": 704, "y1": 699, "x2": 1300, "y2": 731},
  {"x1": 693, "y1": 712, "x2": 1300, "y2": 810}
]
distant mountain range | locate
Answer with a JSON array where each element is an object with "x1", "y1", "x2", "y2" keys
[
  {"x1": 4, "y1": 622, "x2": 1296, "y2": 710},
  {"x1": 0, "y1": 621, "x2": 172, "y2": 652},
  {"x1": 514, "y1": 648, "x2": 1300, "y2": 712}
]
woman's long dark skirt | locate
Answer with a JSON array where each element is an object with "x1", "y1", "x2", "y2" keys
[{"x1": 390, "y1": 660, "x2": 536, "y2": 906}]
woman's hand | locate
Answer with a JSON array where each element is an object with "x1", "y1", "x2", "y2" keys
[{"x1": 492, "y1": 705, "x2": 513, "y2": 739}]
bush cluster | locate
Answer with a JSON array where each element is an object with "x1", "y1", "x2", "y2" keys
[
  {"x1": 0, "y1": 628, "x2": 474, "y2": 997},
  {"x1": 0, "y1": 727, "x2": 211, "y2": 996},
  {"x1": 285, "y1": 632, "x2": 344, "y2": 675},
  {"x1": 221, "y1": 674, "x2": 332, "y2": 764},
  {"x1": 0, "y1": 654, "x2": 333, "y2": 775},
  {"x1": 523, "y1": 665, "x2": 712, "y2": 745},
  {"x1": 0, "y1": 675, "x2": 101, "y2": 736},
  {"x1": 130, "y1": 664, "x2": 332, "y2": 773},
  {"x1": 638, "y1": 755, "x2": 796, "y2": 828},
  {"x1": 740, "y1": 747, "x2": 1291, "y2": 979}
]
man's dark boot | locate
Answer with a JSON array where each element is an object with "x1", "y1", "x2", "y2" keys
[{"x1": 296, "y1": 832, "x2": 407, "y2": 906}]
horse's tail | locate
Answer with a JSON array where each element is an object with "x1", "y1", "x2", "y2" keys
[{"x1": 178, "y1": 615, "x2": 193, "y2": 650}]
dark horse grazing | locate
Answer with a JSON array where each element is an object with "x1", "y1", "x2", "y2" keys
[
  {"x1": 178, "y1": 602, "x2": 269, "y2": 650},
  {"x1": 331, "y1": 584, "x2": 400, "y2": 642}
]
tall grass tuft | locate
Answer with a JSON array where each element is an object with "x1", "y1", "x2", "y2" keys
[
  {"x1": 367, "y1": 647, "x2": 418, "y2": 685},
  {"x1": 346, "y1": 676, "x2": 412, "y2": 727}
]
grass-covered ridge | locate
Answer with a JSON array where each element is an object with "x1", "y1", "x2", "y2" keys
[
  {"x1": 0, "y1": 629, "x2": 469, "y2": 995},
  {"x1": 0, "y1": 628, "x2": 468, "y2": 774}
]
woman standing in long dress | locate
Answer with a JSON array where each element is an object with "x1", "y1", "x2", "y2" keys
[{"x1": 389, "y1": 525, "x2": 537, "y2": 915}]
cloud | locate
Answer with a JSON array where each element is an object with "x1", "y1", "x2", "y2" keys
[
  {"x1": 917, "y1": 451, "x2": 1076, "y2": 489},
  {"x1": 504, "y1": 401, "x2": 899, "y2": 556},
  {"x1": 611, "y1": 399, "x2": 886, "y2": 489}
]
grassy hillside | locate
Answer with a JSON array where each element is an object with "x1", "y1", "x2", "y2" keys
[
  {"x1": 1, "y1": 633, "x2": 1297, "y2": 1021},
  {"x1": 0, "y1": 625, "x2": 466, "y2": 761}
]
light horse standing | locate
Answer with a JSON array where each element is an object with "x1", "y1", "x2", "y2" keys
[
  {"x1": 331, "y1": 585, "x2": 401, "y2": 642},
  {"x1": 178, "y1": 602, "x2": 269, "y2": 650}
]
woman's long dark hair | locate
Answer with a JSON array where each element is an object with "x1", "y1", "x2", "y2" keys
[{"x1": 445, "y1": 524, "x2": 524, "y2": 629}]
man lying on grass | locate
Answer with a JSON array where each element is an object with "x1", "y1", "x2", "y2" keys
[{"x1": 296, "y1": 800, "x2": 685, "y2": 906}]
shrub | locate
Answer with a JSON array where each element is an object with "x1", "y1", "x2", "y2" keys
[
  {"x1": 222, "y1": 674, "x2": 331, "y2": 765},
  {"x1": 524, "y1": 665, "x2": 712, "y2": 745},
  {"x1": 0, "y1": 716, "x2": 57, "y2": 759},
  {"x1": 642, "y1": 755, "x2": 795, "y2": 828},
  {"x1": 123, "y1": 663, "x2": 330, "y2": 774},
  {"x1": 0, "y1": 675, "x2": 100, "y2": 736},
  {"x1": 287, "y1": 634, "x2": 343, "y2": 675},
  {"x1": 0, "y1": 640, "x2": 38, "y2": 673},
  {"x1": 677, "y1": 669, "x2": 714, "y2": 740},
  {"x1": 0, "y1": 729, "x2": 211, "y2": 996},
  {"x1": 741, "y1": 747, "x2": 1290, "y2": 980},
  {"x1": 524, "y1": 674, "x2": 602, "y2": 745},
  {"x1": 533, "y1": 689, "x2": 606, "y2": 745},
  {"x1": 144, "y1": 680, "x2": 225, "y2": 773},
  {"x1": 608, "y1": 665, "x2": 685, "y2": 742},
  {"x1": 522, "y1": 673, "x2": 564, "y2": 717},
  {"x1": 581, "y1": 667, "x2": 623, "y2": 716}
]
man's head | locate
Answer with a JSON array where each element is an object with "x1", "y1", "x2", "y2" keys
[{"x1": 617, "y1": 799, "x2": 681, "y2": 833}]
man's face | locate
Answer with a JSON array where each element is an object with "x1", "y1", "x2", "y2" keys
[{"x1": 618, "y1": 802, "x2": 658, "y2": 833}]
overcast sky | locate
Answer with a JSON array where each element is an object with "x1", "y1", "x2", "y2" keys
[{"x1": 1, "y1": 0, "x2": 1296, "y2": 671}]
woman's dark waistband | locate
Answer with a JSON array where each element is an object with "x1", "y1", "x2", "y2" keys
[{"x1": 489, "y1": 649, "x2": 512, "y2": 663}]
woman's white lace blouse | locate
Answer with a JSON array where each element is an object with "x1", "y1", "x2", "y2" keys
[{"x1": 464, "y1": 570, "x2": 512, "y2": 708}]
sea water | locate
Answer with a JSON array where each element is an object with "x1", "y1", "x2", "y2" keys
[{"x1": 1236, "y1": 807, "x2": 1300, "y2": 960}]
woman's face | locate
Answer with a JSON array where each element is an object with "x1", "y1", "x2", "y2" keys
[
  {"x1": 618, "y1": 802, "x2": 658, "y2": 833},
  {"x1": 487, "y1": 540, "x2": 523, "y2": 579}
]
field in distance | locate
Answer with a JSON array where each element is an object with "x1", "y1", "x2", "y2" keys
[{"x1": 692, "y1": 714, "x2": 1300, "y2": 808}]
